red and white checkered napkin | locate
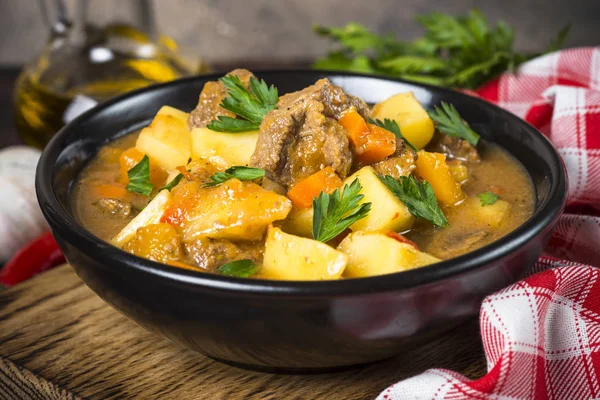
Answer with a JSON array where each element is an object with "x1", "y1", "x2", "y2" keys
[{"x1": 379, "y1": 47, "x2": 600, "y2": 400}]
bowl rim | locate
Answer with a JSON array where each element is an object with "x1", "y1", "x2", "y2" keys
[{"x1": 36, "y1": 69, "x2": 567, "y2": 297}]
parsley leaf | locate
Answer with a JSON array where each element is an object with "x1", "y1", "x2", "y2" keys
[
  {"x1": 378, "y1": 174, "x2": 448, "y2": 228},
  {"x1": 312, "y1": 10, "x2": 569, "y2": 89},
  {"x1": 428, "y1": 102, "x2": 480, "y2": 146},
  {"x1": 545, "y1": 24, "x2": 571, "y2": 53},
  {"x1": 312, "y1": 51, "x2": 376, "y2": 73},
  {"x1": 368, "y1": 118, "x2": 418, "y2": 152},
  {"x1": 218, "y1": 259, "x2": 258, "y2": 277},
  {"x1": 312, "y1": 179, "x2": 371, "y2": 243},
  {"x1": 207, "y1": 75, "x2": 278, "y2": 133},
  {"x1": 126, "y1": 155, "x2": 153, "y2": 196},
  {"x1": 478, "y1": 192, "x2": 499, "y2": 206},
  {"x1": 378, "y1": 55, "x2": 447, "y2": 75},
  {"x1": 203, "y1": 166, "x2": 265, "y2": 187},
  {"x1": 158, "y1": 173, "x2": 184, "y2": 192}
]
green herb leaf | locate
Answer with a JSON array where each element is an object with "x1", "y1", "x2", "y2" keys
[
  {"x1": 218, "y1": 259, "x2": 259, "y2": 277},
  {"x1": 368, "y1": 118, "x2": 418, "y2": 152},
  {"x1": 428, "y1": 102, "x2": 480, "y2": 146},
  {"x1": 477, "y1": 191, "x2": 500, "y2": 206},
  {"x1": 203, "y1": 166, "x2": 265, "y2": 187},
  {"x1": 545, "y1": 24, "x2": 571, "y2": 53},
  {"x1": 312, "y1": 11, "x2": 569, "y2": 89},
  {"x1": 417, "y1": 12, "x2": 475, "y2": 49},
  {"x1": 378, "y1": 174, "x2": 448, "y2": 228},
  {"x1": 206, "y1": 75, "x2": 278, "y2": 133},
  {"x1": 378, "y1": 55, "x2": 447, "y2": 74},
  {"x1": 126, "y1": 155, "x2": 154, "y2": 196},
  {"x1": 206, "y1": 116, "x2": 260, "y2": 133},
  {"x1": 158, "y1": 173, "x2": 184, "y2": 192},
  {"x1": 313, "y1": 52, "x2": 376, "y2": 73},
  {"x1": 313, "y1": 23, "x2": 396, "y2": 54},
  {"x1": 312, "y1": 179, "x2": 371, "y2": 243}
]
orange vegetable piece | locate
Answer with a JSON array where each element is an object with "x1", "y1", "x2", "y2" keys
[
  {"x1": 176, "y1": 166, "x2": 193, "y2": 181},
  {"x1": 122, "y1": 223, "x2": 183, "y2": 264},
  {"x1": 338, "y1": 110, "x2": 396, "y2": 164},
  {"x1": 415, "y1": 151, "x2": 465, "y2": 206},
  {"x1": 489, "y1": 185, "x2": 504, "y2": 195},
  {"x1": 90, "y1": 183, "x2": 129, "y2": 200},
  {"x1": 287, "y1": 166, "x2": 342, "y2": 209},
  {"x1": 167, "y1": 260, "x2": 202, "y2": 271},
  {"x1": 119, "y1": 147, "x2": 168, "y2": 187}
]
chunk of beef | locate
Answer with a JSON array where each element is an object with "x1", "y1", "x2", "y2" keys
[
  {"x1": 277, "y1": 78, "x2": 370, "y2": 120},
  {"x1": 250, "y1": 78, "x2": 369, "y2": 188},
  {"x1": 93, "y1": 198, "x2": 133, "y2": 218},
  {"x1": 372, "y1": 140, "x2": 417, "y2": 179},
  {"x1": 184, "y1": 237, "x2": 263, "y2": 272},
  {"x1": 188, "y1": 69, "x2": 255, "y2": 129},
  {"x1": 427, "y1": 133, "x2": 480, "y2": 162}
]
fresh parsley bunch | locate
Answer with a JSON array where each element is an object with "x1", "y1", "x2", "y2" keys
[{"x1": 313, "y1": 9, "x2": 569, "y2": 89}]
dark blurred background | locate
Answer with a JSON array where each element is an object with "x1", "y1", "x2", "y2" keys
[{"x1": 0, "y1": 0, "x2": 598, "y2": 67}]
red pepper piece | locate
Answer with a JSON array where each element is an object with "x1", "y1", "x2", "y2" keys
[
  {"x1": 385, "y1": 230, "x2": 420, "y2": 251},
  {"x1": 0, "y1": 232, "x2": 65, "y2": 287}
]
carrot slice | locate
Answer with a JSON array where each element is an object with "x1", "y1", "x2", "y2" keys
[
  {"x1": 415, "y1": 151, "x2": 465, "y2": 206},
  {"x1": 167, "y1": 260, "x2": 202, "y2": 271},
  {"x1": 363, "y1": 124, "x2": 397, "y2": 164},
  {"x1": 338, "y1": 110, "x2": 396, "y2": 164},
  {"x1": 339, "y1": 110, "x2": 370, "y2": 145},
  {"x1": 119, "y1": 147, "x2": 168, "y2": 187},
  {"x1": 287, "y1": 166, "x2": 342, "y2": 209},
  {"x1": 119, "y1": 147, "x2": 145, "y2": 184}
]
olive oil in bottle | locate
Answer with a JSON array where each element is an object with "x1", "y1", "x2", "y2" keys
[{"x1": 12, "y1": 3, "x2": 208, "y2": 148}]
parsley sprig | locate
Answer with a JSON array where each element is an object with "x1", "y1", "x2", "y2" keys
[
  {"x1": 378, "y1": 174, "x2": 448, "y2": 228},
  {"x1": 204, "y1": 166, "x2": 265, "y2": 187},
  {"x1": 126, "y1": 155, "x2": 153, "y2": 196},
  {"x1": 207, "y1": 75, "x2": 278, "y2": 133},
  {"x1": 478, "y1": 192, "x2": 499, "y2": 206},
  {"x1": 218, "y1": 259, "x2": 258, "y2": 277},
  {"x1": 313, "y1": 9, "x2": 569, "y2": 89},
  {"x1": 158, "y1": 173, "x2": 184, "y2": 192},
  {"x1": 312, "y1": 179, "x2": 371, "y2": 243},
  {"x1": 428, "y1": 102, "x2": 480, "y2": 146},
  {"x1": 368, "y1": 118, "x2": 418, "y2": 151}
]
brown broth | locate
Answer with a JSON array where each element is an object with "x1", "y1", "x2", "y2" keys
[{"x1": 405, "y1": 144, "x2": 534, "y2": 259}]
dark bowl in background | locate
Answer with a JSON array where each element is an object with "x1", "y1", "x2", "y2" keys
[{"x1": 36, "y1": 71, "x2": 566, "y2": 372}]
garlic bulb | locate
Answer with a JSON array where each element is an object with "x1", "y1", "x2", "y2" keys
[{"x1": 0, "y1": 146, "x2": 48, "y2": 262}]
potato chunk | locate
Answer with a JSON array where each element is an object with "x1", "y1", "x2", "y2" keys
[
  {"x1": 371, "y1": 92, "x2": 435, "y2": 149},
  {"x1": 466, "y1": 196, "x2": 511, "y2": 228},
  {"x1": 191, "y1": 127, "x2": 259, "y2": 169},
  {"x1": 342, "y1": 166, "x2": 414, "y2": 232},
  {"x1": 136, "y1": 106, "x2": 192, "y2": 171},
  {"x1": 162, "y1": 180, "x2": 291, "y2": 242},
  {"x1": 261, "y1": 227, "x2": 347, "y2": 280},
  {"x1": 281, "y1": 207, "x2": 314, "y2": 238},
  {"x1": 338, "y1": 231, "x2": 440, "y2": 278},
  {"x1": 111, "y1": 190, "x2": 171, "y2": 247},
  {"x1": 123, "y1": 223, "x2": 183, "y2": 263}
]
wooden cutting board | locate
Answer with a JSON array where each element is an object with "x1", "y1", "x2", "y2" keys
[{"x1": 0, "y1": 265, "x2": 487, "y2": 399}]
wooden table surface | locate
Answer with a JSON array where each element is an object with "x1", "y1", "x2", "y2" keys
[{"x1": 0, "y1": 264, "x2": 487, "y2": 399}]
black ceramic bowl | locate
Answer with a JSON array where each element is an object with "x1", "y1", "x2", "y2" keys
[{"x1": 36, "y1": 71, "x2": 566, "y2": 372}]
